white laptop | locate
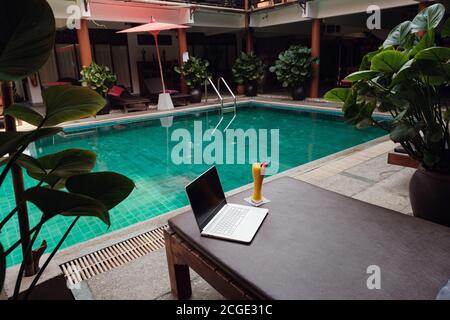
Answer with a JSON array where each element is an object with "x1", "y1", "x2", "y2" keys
[{"x1": 185, "y1": 166, "x2": 268, "y2": 244}]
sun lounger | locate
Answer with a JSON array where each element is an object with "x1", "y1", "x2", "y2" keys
[
  {"x1": 107, "y1": 86, "x2": 152, "y2": 113},
  {"x1": 144, "y1": 78, "x2": 191, "y2": 106},
  {"x1": 165, "y1": 176, "x2": 450, "y2": 299}
]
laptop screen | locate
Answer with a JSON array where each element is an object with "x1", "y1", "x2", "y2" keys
[{"x1": 185, "y1": 166, "x2": 227, "y2": 230}]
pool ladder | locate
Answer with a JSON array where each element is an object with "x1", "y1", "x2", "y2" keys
[{"x1": 205, "y1": 77, "x2": 237, "y2": 135}]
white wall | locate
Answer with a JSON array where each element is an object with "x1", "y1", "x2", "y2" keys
[
  {"x1": 251, "y1": 0, "x2": 420, "y2": 27},
  {"x1": 127, "y1": 33, "x2": 141, "y2": 94},
  {"x1": 126, "y1": 30, "x2": 180, "y2": 94},
  {"x1": 26, "y1": 76, "x2": 43, "y2": 105}
]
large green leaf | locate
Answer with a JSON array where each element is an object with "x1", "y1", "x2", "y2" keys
[
  {"x1": 371, "y1": 50, "x2": 408, "y2": 73},
  {"x1": 408, "y1": 29, "x2": 435, "y2": 58},
  {"x1": 15, "y1": 149, "x2": 97, "y2": 188},
  {"x1": 442, "y1": 18, "x2": 450, "y2": 38},
  {"x1": 0, "y1": 127, "x2": 62, "y2": 158},
  {"x1": 324, "y1": 88, "x2": 350, "y2": 103},
  {"x1": 383, "y1": 21, "x2": 412, "y2": 48},
  {"x1": 413, "y1": 58, "x2": 450, "y2": 84},
  {"x1": 411, "y1": 3, "x2": 445, "y2": 32},
  {"x1": 344, "y1": 70, "x2": 379, "y2": 82},
  {"x1": 41, "y1": 86, "x2": 105, "y2": 127},
  {"x1": 24, "y1": 187, "x2": 110, "y2": 226},
  {"x1": 344, "y1": 101, "x2": 376, "y2": 127},
  {"x1": 360, "y1": 49, "x2": 383, "y2": 71},
  {"x1": 0, "y1": 243, "x2": 5, "y2": 292},
  {"x1": 66, "y1": 172, "x2": 135, "y2": 210},
  {"x1": 3, "y1": 104, "x2": 44, "y2": 126},
  {"x1": 392, "y1": 59, "x2": 415, "y2": 85},
  {"x1": 414, "y1": 47, "x2": 450, "y2": 62},
  {"x1": 0, "y1": 0, "x2": 55, "y2": 81},
  {"x1": 390, "y1": 123, "x2": 420, "y2": 142}
]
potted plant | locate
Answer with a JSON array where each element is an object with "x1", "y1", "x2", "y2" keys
[
  {"x1": 80, "y1": 62, "x2": 117, "y2": 115},
  {"x1": 270, "y1": 45, "x2": 318, "y2": 100},
  {"x1": 174, "y1": 56, "x2": 211, "y2": 103},
  {"x1": 232, "y1": 52, "x2": 266, "y2": 96},
  {"x1": 1, "y1": 0, "x2": 134, "y2": 299},
  {"x1": 325, "y1": 3, "x2": 450, "y2": 226}
]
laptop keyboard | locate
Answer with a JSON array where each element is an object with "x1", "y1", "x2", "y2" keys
[{"x1": 210, "y1": 207, "x2": 249, "y2": 236}]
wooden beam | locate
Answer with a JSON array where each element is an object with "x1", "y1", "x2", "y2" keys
[
  {"x1": 177, "y1": 29, "x2": 189, "y2": 94},
  {"x1": 310, "y1": 18, "x2": 321, "y2": 98},
  {"x1": 76, "y1": 19, "x2": 93, "y2": 68}
]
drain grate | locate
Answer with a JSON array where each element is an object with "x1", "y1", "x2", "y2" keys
[{"x1": 60, "y1": 224, "x2": 168, "y2": 286}]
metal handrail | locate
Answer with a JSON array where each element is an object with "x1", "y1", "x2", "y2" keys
[
  {"x1": 217, "y1": 77, "x2": 236, "y2": 102},
  {"x1": 207, "y1": 78, "x2": 224, "y2": 135},
  {"x1": 217, "y1": 77, "x2": 237, "y2": 131},
  {"x1": 206, "y1": 77, "x2": 237, "y2": 135}
]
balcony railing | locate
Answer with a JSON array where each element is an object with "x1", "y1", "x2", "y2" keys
[{"x1": 165, "y1": 0, "x2": 245, "y2": 9}]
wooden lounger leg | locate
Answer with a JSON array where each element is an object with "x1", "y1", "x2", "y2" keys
[{"x1": 164, "y1": 228, "x2": 192, "y2": 299}]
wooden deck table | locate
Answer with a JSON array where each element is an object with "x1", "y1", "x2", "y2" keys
[{"x1": 165, "y1": 177, "x2": 450, "y2": 300}]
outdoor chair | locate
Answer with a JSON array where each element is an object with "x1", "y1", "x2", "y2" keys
[
  {"x1": 107, "y1": 85, "x2": 152, "y2": 113},
  {"x1": 144, "y1": 78, "x2": 191, "y2": 107}
]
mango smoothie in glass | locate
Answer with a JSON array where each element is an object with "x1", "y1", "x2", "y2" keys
[{"x1": 251, "y1": 162, "x2": 267, "y2": 204}]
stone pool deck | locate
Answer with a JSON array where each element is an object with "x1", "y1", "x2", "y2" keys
[{"x1": 74, "y1": 139, "x2": 415, "y2": 300}]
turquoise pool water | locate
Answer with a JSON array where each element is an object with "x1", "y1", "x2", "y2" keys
[{"x1": 0, "y1": 102, "x2": 386, "y2": 266}]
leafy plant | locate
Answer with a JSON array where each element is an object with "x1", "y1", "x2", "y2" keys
[
  {"x1": 174, "y1": 56, "x2": 211, "y2": 88},
  {"x1": 80, "y1": 62, "x2": 117, "y2": 97},
  {"x1": 232, "y1": 52, "x2": 266, "y2": 85},
  {"x1": 0, "y1": 0, "x2": 134, "y2": 299},
  {"x1": 325, "y1": 3, "x2": 450, "y2": 174},
  {"x1": 269, "y1": 45, "x2": 318, "y2": 88}
]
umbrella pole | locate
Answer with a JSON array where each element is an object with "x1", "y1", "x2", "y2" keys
[{"x1": 152, "y1": 32, "x2": 166, "y2": 93}]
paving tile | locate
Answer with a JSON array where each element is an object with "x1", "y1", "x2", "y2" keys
[
  {"x1": 157, "y1": 276, "x2": 224, "y2": 300},
  {"x1": 344, "y1": 154, "x2": 403, "y2": 183},
  {"x1": 352, "y1": 169, "x2": 415, "y2": 212},
  {"x1": 83, "y1": 248, "x2": 222, "y2": 300},
  {"x1": 316, "y1": 173, "x2": 372, "y2": 197}
]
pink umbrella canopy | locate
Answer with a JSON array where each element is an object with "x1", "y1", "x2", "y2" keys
[{"x1": 118, "y1": 18, "x2": 190, "y2": 93}]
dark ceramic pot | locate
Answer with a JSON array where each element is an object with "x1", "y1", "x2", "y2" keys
[
  {"x1": 409, "y1": 165, "x2": 450, "y2": 227},
  {"x1": 190, "y1": 87, "x2": 202, "y2": 103},
  {"x1": 292, "y1": 86, "x2": 306, "y2": 101},
  {"x1": 245, "y1": 82, "x2": 257, "y2": 97},
  {"x1": 236, "y1": 84, "x2": 245, "y2": 95}
]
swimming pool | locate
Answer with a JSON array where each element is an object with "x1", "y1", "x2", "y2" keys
[{"x1": 0, "y1": 101, "x2": 386, "y2": 266}]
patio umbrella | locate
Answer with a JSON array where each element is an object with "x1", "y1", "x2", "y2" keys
[{"x1": 118, "y1": 18, "x2": 190, "y2": 110}]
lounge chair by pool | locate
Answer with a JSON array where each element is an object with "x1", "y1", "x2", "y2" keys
[
  {"x1": 144, "y1": 78, "x2": 191, "y2": 106},
  {"x1": 107, "y1": 85, "x2": 152, "y2": 113}
]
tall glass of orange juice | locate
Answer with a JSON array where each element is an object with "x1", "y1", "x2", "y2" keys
[{"x1": 251, "y1": 163, "x2": 265, "y2": 204}]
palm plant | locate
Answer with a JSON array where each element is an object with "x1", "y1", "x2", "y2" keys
[
  {"x1": 0, "y1": 0, "x2": 134, "y2": 299},
  {"x1": 232, "y1": 52, "x2": 266, "y2": 96},
  {"x1": 324, "y1": 3, "x2": 450, "y2": 226},
  {"x1": 325, "y1": 3, "x2": 449, "y2": 174},
  {"x1": 80, "y1": 62, "x2": 117, "y2": 97},
  {"x1": 174, "y1": 56, "x2": 211, "y2": 103},
  {"x1": 174, "y1": 56, "x2": 211, "y2": 89},
  {"x1": 270, "y1": 45, "x2": 318, "y2": 100}
]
